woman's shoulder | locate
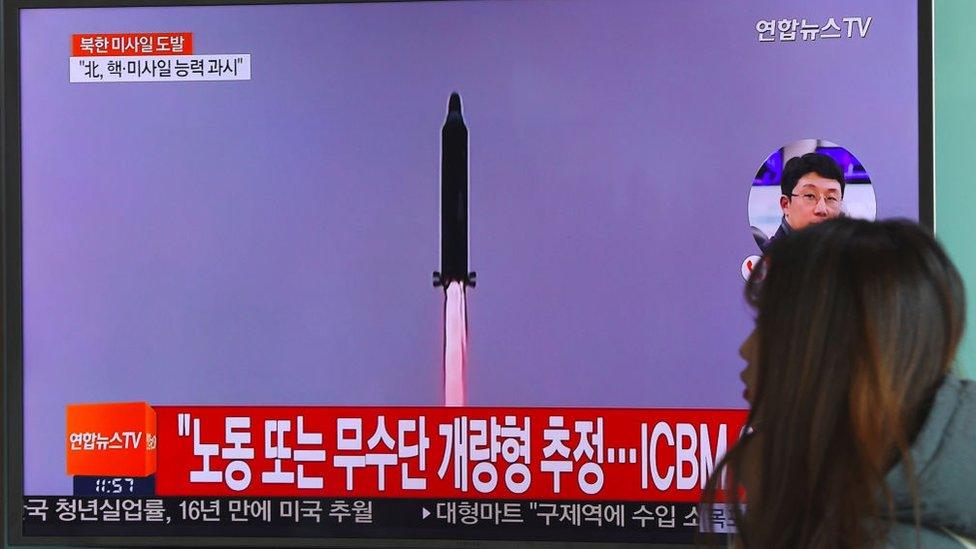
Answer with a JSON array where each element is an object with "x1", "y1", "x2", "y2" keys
[
  {"x1": 884, "y1": 521, "x2": 968, "y2": 548},
  {"x1": 883, "y1": 522, "x2": 969, "y2": 548},
  {"x1": 884, "y1": 373, "x2": 976, "y2": 546},
  {"x1": 900, "y1": 373, "x2": 976, "y2": 477}
]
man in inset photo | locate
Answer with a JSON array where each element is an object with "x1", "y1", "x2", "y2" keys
[{"x1": 757, "y1": 152, "x2": 845, "y2": 252}]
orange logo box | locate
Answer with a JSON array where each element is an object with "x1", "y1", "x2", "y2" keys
[{"x1": 66, "y1": 402, "x2": 157, "y2": 477}]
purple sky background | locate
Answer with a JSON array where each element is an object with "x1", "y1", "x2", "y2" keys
[{"x1": 20, "y1": 0, "x2": 918, "y2": 493}]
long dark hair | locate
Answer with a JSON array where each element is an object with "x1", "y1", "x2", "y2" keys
[{"x1": 705, "y1": 218, "x2": 966, "y2": 548}]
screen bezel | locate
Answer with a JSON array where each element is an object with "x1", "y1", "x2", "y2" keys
[{"x1": 1, "y1": 0, "x2": 935, "y2": 546}]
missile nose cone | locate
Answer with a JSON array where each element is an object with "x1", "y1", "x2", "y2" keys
[{"x1": 448, "y1": 92, "x2": 462, "y2": 115}]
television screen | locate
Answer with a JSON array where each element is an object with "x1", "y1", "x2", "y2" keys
[{"x1": 3, "y1": 0, "x2": 931, "y2": 545}]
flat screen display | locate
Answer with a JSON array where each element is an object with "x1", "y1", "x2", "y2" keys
[{"x1": 3, "y1": 0, "x2": 930, "y2": 545}]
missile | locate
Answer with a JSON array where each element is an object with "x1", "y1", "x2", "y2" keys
[{"x1": 434, "y1": 92, "x2": 476, "y2": 288}]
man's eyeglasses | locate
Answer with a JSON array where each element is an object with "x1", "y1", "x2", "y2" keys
[{"x1": 790, "y1": 192, "x2": 842, "y2": 210}]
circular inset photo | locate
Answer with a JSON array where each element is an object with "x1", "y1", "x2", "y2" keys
[{"x1": 748, "y1": 139, "x2": 876, "y2": 253}]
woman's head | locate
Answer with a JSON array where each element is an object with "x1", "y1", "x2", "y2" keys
[{"x1": 717, "y1": 218, "x2": 966, "y2": 548}]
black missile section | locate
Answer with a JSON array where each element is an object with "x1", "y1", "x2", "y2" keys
[{"x1": 434, "y1": 92, "x2": 476, "y2": 288}]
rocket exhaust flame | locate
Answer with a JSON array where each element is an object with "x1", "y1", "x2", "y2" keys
[{"x1": 443, "y1": 282, "x2": 467, "y2": 406}]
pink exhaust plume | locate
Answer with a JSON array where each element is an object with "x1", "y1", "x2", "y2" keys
[{"x1": 443, "y1": 281, "x2": 468, "y2": 406}]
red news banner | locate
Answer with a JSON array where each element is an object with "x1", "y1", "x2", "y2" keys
[
  {"x1": 72, "y1": 33, "x2": 193, "y2": 56},
  {"x1": 154, "y1": 407, "x2": 747, "y2": 502}
]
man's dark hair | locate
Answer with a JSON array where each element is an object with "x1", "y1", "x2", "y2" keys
[{"x1": 779, "y1": 152, "x2": 846, "y2": 197}]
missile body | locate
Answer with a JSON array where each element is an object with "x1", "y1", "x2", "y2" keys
[{"x1": 434, "y1": 92, "x2": 476, "y2": 288}]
